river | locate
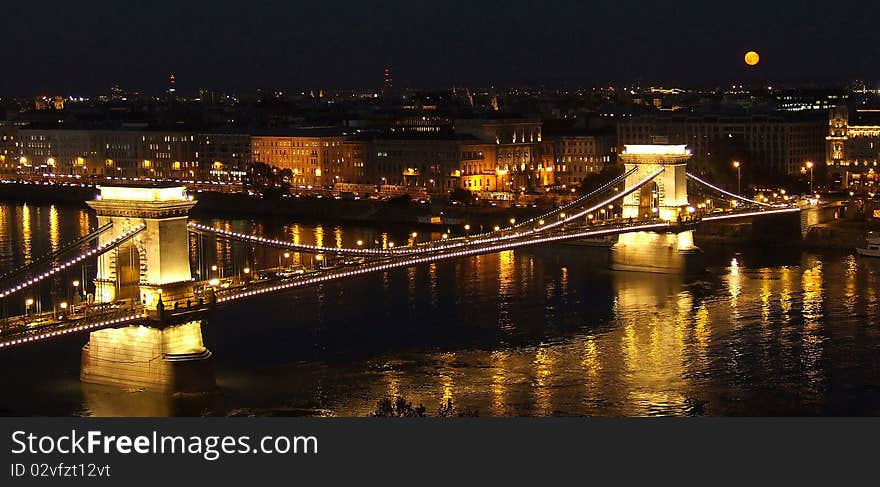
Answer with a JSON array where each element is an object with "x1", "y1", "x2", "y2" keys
[{"x1": 1, "y1": 200, "x2": 879, "y2": 416}]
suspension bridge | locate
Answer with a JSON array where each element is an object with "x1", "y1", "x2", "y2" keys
[{"x1": 0, "y1": 145, "x2": 807, "y2": 392}]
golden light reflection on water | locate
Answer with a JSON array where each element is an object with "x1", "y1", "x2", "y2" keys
[
  {"x1": 57, "y1": 214, "x2": 880, "y2": 417},
  {"x1": 533, "y1": 348, "x2": 556, "y2": 416},
  {"x1": 48, "y1": 205, "x2": 60, "y2": 252},
  {"x1": 780, "y1": 266, "x2": 793, "y2": 318},
  {"x1": 428, "y1": 263, "x2": 439, "y2": 308},
  {"x1": 728, "y1": 257, "x2": 741, "y2": 312},
  {"x1": 759, "y1": 268, "x2": 772, "y2": 325},
  {"x1": 286, "y1": 224, "x2": 303, "y2": 266},
  {"x1": 314, "y1": 225, "x2": 324, "y2": 249},
  {"x1": 800, "y1": 256, "x2": 825, "y2": 387},
  {"x1": 581, "y1": 337, "x2": 600, "y2": 388},
  {"x1": 0, "y1": 206, "x2": 8, "y2": 261},
  {"x1": 20, "y1": 204, "x2": 32, "y2": 263},
  {"x1": 490, "y1": 351, "x2": 509, "y2": 416},
  {"x1": 436, "y1": 352, "x2": 456, "y2": 403},
  {"x1": 693, "y1": 304, "x2": 711, "y2": 370},
  {"x1": 79, "y1": 210, "x2": 90, "y2": 237},
  {"x1": 843, "y1": 254, "x2": 858, "y2": 317},
  {"x1": 382, "y1": 365, "x2": 402, "y2": 401},
  {"x1": 407, "y1": 267, "x2": 417, "y2": 309},
  {"x1": 497, "y1": 251, "x2": 515, "y2": 331}
]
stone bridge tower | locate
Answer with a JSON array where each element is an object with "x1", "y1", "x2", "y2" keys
[
  {"x1": 81, "y1": 185, "x2": 214, "y2": 393},
  {"x1": 610, "y1": 145, "x2": 704, "y2": 273},
  {"x1": 87, "y1": 185, "x2": 195, "y2": 308}
]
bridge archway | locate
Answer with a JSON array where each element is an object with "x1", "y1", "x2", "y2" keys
[
  {"x1": 636, "y1": 181, "x2": 660, "y2": 218},
  {"x1": 115, "y1": 241, "x2": 143, "y2": 301}
]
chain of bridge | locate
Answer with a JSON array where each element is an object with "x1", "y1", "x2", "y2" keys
[{"x1": 0, "y1": 172, "x2": 799, "y2": 350}]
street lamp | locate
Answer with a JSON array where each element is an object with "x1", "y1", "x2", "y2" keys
[
  {"x1": 25, "y1": 298, "x2": 34, "y2": 316},
  {"x1": 806, "y1": 161, "x2": 814, "y2": 194},
  {"x1": 72, "y1": 280, "x2": 80, "y2": 302},
  {"x1": 733, "y1": 161, "x2": 741, "y2": 195}
]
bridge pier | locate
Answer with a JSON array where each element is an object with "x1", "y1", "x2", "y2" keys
[
  {"x1": 80, "y1": 320, "x2": 215, "y2": 393},
  {"x1": 80, "y1": 185, "x2": 216, "y2": 393}
]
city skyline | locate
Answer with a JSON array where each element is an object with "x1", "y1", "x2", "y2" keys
[{"x1": 5, "y1": 0, "x2": 879, "y2": 95}]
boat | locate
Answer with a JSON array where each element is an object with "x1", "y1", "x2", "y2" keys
[{"x1": 856, "y1": 232, "x2": 880, "y2": 257}]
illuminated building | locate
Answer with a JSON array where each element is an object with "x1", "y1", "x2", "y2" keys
[
  {"x1": 545, "y1": 128, "x2": 616, "y2": 187},
  {"x1": 196, "y1": 133, "x2": 250, "y2": 182},
  {"x1": 368, "y1": 134, "x2": 464, "y2": 191},
  {"x1": 0, "y1": 128, "x2": 249, "y2": 180},
  {"x1": 455, "y1": 117, "x2": 544, "y2": 191},
  {"x1": 775, "y1": 88, "x2": 849, "y2": 112},
  {"x1": 826, "y1": 105, "x2": 879, "y2": 191},
  {"x1": 251, "y1": 129, "x2": 345, "y2": 187},
  {"x1": 341, "y1": 139, "x2": 369, "y2": 183},
  {"x1": 459, "y1": 142, "x2": 499, "y2": 191}
]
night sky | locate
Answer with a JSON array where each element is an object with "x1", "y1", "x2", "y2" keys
[{"x1": 4, "y1": 0, "x2": 878, "y2": 95}]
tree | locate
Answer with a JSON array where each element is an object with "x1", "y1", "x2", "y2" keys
[
  {"x1": 370, "y1": 396, "x2": 478, "y2": 417},
  {"x1": 371, "y1": 397, "x2": 427, "y2": 417},
  {"x1": 449, "y1": 188, "x2": 475, "y2": 205},
  {"x1": 578, "y1": 164, "x2": 625, "y2": 195}
]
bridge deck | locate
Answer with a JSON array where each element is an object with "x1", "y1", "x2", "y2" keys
[{"x1": 0, "y1": 204, "x2": 803, "y2": 350}]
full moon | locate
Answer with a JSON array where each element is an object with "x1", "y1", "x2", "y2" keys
[{"x1": 744, "y1": 51, "x2": 760, "y2": 66}]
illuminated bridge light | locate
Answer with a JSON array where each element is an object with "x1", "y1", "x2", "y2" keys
[
  {"x1": 686, "y1": 172, "x2": 772, "y2": 207},
  {"x1": 541, "y1": 167, "x2": 665, "y2": 231},
  {"x1": 702, "y1": 207, "x2": 800, "y2": 221}
]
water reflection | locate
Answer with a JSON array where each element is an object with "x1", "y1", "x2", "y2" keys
[
  {"x1": 20, "y1": 204, "x2": 32, "y2": 264},
  {"x1": 81, "y1": 384, "x2": 219, "y2": 417},
  {"x1": 49, "y1": 205, "x2": 60, "y2": 252}
]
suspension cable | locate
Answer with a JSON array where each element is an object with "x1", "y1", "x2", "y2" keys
[
  {"x1": 686, "y1": 172, "x2": 771, "y2": 207},
  {"x1": 0, "y1": 224, "x2": 145, "y2": 299},
  {"x1": 543, "y1": 166, "x2": 667, "y2": 230},
  {"x1": 0, "y1": 222, "x2": 113, "y2": 283}
]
